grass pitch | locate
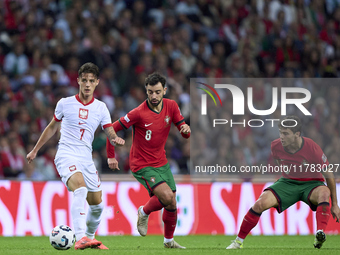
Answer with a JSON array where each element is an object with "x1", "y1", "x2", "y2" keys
[{"x1": 0, "y1": 235, "x2": 339, "y2": 255}]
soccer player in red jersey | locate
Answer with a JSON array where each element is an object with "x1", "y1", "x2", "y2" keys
[
  {"x1": 227, "y1": 116, "x2": 340, "y2": 249},
  {"x1": 106, "y1": 73, "x2": 190, "y2": 248}
]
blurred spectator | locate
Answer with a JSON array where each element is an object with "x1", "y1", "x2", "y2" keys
[
  {"x1": 17, "y1": 160, "x2": 44, "y2": 181},
  {"x1": 0, "y1": 103, "x2": 10, "y2": 135},
  {"x1": 1, "y1": 131, "x2": 26, "y2": 177},
  {"x1": 35, "y1": 146, "x2": 59, "y2": 180},
  {"x1": 4, "y1": 42, "x2": 29, "y2": 78}
]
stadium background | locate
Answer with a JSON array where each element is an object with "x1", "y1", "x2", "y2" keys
[{"x1": 0, "y1": 0, "x2": 340, "y2": 237}]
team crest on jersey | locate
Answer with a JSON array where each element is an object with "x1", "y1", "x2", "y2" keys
[
  {"x1": 79, "y1": 108, "x2": 89, "y2": 119},
  {"x1": 150, "y1": 177, "x2": 155, "y2": 183},
  {"x1": 301, "y1": 160, "x2": 309, "y2": 166},
  {"x1": 69, "y1": 165, "x2": 77, "y2": 172},
  {"x1": 164, "y1": 115, "x2": 171, "y2": 126}
]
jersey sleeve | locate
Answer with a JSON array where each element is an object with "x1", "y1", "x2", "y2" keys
[
  {"x1": 118, "y1": 108, "x2": 140, "y2": 130},
  {"x1": 106, "y1": 137, "x2": 115, "y2": 158},
  {"x1": 100, "y1": 103, "x2": 112, "y2": 130},
  {"x1": 171, "y1": 101, "x2": 190, "y2": 138},
  {"x1": 171, "y1": 101, "x2": 185, "y2": 126},
  {"x1": 271, "y1": 141, "x2": 279, "y2": 160},
  {"x1": 311, "y1": 142, "x2": 329, "y2": 166},
  {"x1": 54, "y1": 98, "x2": 64, "y2": 122},
  {"x1": 106, "y1": 115, "x2": 136, "y2": 159}
]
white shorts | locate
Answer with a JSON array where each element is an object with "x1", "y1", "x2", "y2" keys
[{"x1": 54, "y1": 156, "x2": 101, "y2": 192}]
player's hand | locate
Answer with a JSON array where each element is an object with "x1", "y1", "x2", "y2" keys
[
  {"x1": 111, "y1": 136, "x2": 125, "y2": 146},
  {"x1": 26, "y1": 150, "x2": 37, "y2": 164},
  {"x1": 180, "y1": 124, "x2": 191, "y2": 134},
  {"x1": 107, "y1": 158, "x2": 120, "y2": 171},
  {"x1": 331, "y1": 204, "x2": 340, "y2": 223}
]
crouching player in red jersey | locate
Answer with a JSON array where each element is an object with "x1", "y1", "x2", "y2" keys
[
  {"x1": 227, "y1": 116, "x2": 340, "y2": 249},
  {"x1": 106, "y1": 73, "x2": 190, "y2": 248}
]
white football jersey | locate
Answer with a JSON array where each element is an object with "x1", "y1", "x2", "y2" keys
[{"x1": 54, "y1": 95, "x2": 111, "y2": 159}]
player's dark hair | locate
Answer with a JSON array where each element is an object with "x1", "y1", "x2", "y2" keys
[
  {"x1": 145, "y1": 73, "x2": 166, "y2": 88},
  {"x1": 78, "y1": 62, "x2": 99, "y2": 79},
  {"x1": 278, "y1": 115, "x2": 302, "y2": 135}
]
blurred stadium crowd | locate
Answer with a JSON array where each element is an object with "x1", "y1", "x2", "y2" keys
[{"x1": 0, "y1": 0, "x2": 339, "y2": 180}]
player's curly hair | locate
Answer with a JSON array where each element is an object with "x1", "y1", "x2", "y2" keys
[
  {"x1": 278, "y1": 115, "x2": 302, "y2": 135},
  {"x1": 78, "y1": 62, "x2": 100, "y2": 79},
  {"x1": 145, "y1": 73, "x2": 166, "y2": 88}
]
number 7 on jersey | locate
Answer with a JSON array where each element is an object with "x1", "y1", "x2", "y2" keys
[{"x1": 80, "y1": 129, "x2": 85, "y2": 140}]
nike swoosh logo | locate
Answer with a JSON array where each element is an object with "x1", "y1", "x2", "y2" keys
[
  {"x1": 145, "y1": 123, "x2": 153, "y2": 127},
  {"x1": 79, "y1": 122, "x2": 86, "y2": 125}
]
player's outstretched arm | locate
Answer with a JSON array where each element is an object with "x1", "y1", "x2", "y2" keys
[
  {"x1": 104, "y1": 126, "x2": 125, "y2": 146},
  {"x1": 323, "y1": 169, "x2": 340, "y2": 222},
  {"x1": 105, "y1": 121, "x2": 125, "y2": 171},
  {"x1": 26, "y1": 118, "x2": 60, "y2": 164}
]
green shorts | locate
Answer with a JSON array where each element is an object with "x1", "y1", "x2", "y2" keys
[
  {"x1": 132, "y1": 163, "x2": 176, "y2": 196},
  {"x1": 265, "y1": 177, "x2": 325, "y2": 213}
]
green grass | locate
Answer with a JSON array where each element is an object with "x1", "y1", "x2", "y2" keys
[{"x1": 0, "y1": 235, "x2": 340, "y2": 255}]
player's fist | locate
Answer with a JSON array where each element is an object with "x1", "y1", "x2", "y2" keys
[
  {"x1": 111, "y1": 136, "x2": 125, "y2": 146},
  {"x1": 107, "y1": 158, "x2": 120, "y2": 170},
  {"x1": 180, "y1": 124, "x2": 191, "y2": 134},
  {"x1": 26, "y1": 150, "x2": 37, "y2": 164}
]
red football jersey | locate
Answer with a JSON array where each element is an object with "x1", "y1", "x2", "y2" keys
[
  {"x1": 113, "y1": 99, "x2": 185, "y2": 172},
  {"x1": 271, "y1": 137, "x2": 328, "y2": 181}
]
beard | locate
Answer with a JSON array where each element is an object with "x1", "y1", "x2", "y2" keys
[{"x1": 149, "y1": 98, "x2": 162, "y2": 106}]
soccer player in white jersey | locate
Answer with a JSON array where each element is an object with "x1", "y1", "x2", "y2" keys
[{"x1": 26, "y1": 62, "x2": 125, "y2": 250}]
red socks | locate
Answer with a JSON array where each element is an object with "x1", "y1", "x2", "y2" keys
[
  {"x1": 316, "y1": 202, "x2": 330, "y2": 231},
  {"x1": 143, "y1": 195, "x2": 164, "y2": 215},
  {"x1": 143, "y1": 195, "x2": 177, "y2": 239},
  {"x1": 163, "y1": 208, "x2": 177, "y2": 239},
  {"x1": 236, "y1": 202, "x2": 329, "y2": 240},
  {"x1": 238, "y1": 208, "x2": 261, "y2": 239}
]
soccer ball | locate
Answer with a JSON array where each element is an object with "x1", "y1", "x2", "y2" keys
[{"x1": 49, "y1": 225, "x2": 75, "y2": 250}]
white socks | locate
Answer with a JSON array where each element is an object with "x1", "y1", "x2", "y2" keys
[
  {"x1": 164, "y1": 237, "x2": 173, "y2": 243},
  {"x1": 140, "y1": 207, "x2": 147, "y2": 216},
  {"x1": 71, "y1": 187, "x2": 88, "y2": 241},
  {"x1": 71, "y1": 187, "x2": 104, "y2": 241},
  {"x1": 236, "y1": 236, "x2": 244, "y2": 243},
  {"x1": 85, "y1": 202, "x2": 104, "y2": 239}
]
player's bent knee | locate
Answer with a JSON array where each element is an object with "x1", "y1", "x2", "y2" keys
[
  {"x1": 253, "y1": 197, "x2": 275, "y2": 213},
  {"x1": 67, "y1": 172, "x2": 86, "y2": 191},
  {"x1": 159, "y1": 192, "x2": 174, "y2": 206},
  {"x1": 170, "y1": 196, "x2": 177, "y2": 207},
  {"x1": 318, "y1": 187, "x2": 331, "y2": 202},
  {"x1": 252, "y1": 202, "x2": 264, "y2": 213},
  {"x1": 322, "y1": 188, "x2": 331, "y2": 198}
]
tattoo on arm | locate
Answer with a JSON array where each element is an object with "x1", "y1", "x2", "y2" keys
[{"x1": 104, "y1": 126, "x2": 117, "y2": 141}]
